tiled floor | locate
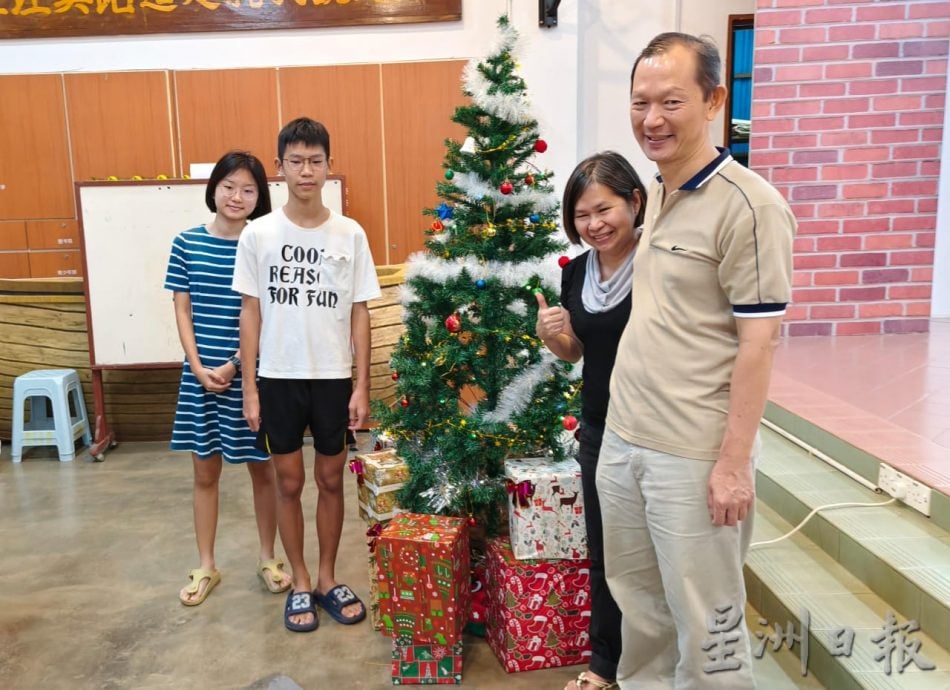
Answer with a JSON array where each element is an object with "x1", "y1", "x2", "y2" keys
[{"x1": 770, "y1": 319, "x2": 950, "y2": 495}]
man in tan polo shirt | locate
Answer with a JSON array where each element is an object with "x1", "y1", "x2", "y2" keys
[{"x1": 596, "y1": 33, "x2": 795, "y2": 689}]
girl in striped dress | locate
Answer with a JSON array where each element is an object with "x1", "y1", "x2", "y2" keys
[{"x1": 164, "y1": 151, "x2": 291, "y2": 606}]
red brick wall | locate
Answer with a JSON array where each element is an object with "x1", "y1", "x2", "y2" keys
[{"x1": 751, "y1": 0, "x2": 949, "y2": 336}]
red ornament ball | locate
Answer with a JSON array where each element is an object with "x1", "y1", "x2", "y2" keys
[
  {"x1": 467, "y1": 516, "x2": 477, "y2": 527},
  {"x1": 562, "y1": 415, "x2": 579, "y2": 431},
  {"x1": 431, "y1": 220, "x2": 444, "y2": 232},
  {"x1": 499, "y1": 181, "x2": 514, "y2": 195},
  {"x1": 391, "y1": 371, "x2": 399, "y2": 381},
  {"x1": 400, "y1": 397, "x2": 410, "y2": 408},
  {"x1": 557, "y1": 255, "x2": 570, "y2": 268},
  {"x1": 534, "y1": 139, "x2": 548, "y2": 153},
  {"x1": 524, "y1": 174, "x2": 535, "y2": 186},
  {"x1": 445, "y1": 313, "x2": 462, "y2": 333}
]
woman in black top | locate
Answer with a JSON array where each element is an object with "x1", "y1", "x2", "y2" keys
[{"x1": 536, "y1": 151, "x2": 646, "y2": 690}]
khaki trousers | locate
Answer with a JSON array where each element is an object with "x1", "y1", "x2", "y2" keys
[{"x1": 595, "y1": 427, "x2": 757, "y2": 690}]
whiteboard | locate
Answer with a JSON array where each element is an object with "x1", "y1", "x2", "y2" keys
[{"x1": 78, "y1": 176, "x2": 345, "y2": 366}]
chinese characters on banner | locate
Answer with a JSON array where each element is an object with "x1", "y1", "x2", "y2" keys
[
  {"x1": 0, "y1": 0, "x2": 461, "y2": 39},
  {"x1": 701, "y1": 605, "x2": 936, "y2": 677}
]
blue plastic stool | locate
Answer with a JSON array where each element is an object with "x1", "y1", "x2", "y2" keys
[{"x1": 11, "y1": 369, "x2": 92, "y2": 463}]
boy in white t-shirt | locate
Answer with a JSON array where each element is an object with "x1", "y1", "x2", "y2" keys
[{"x1": 233, "y1": 117, "x2": 381, "y2": 632}]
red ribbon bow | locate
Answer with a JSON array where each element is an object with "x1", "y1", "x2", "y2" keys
[
  {"x1": 366, "y1": 523, "x2": 383, "y2": 552},
  {"x1": 505, "y1": 479, "x2": 535, "y2": 508},
  {"x1": 349, "y1": 459, "x2": 364, "y2": 486}
]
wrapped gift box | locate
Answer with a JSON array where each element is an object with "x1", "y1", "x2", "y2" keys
[
  {"x1": 504, "y1": 457, "x2": 588, "y2": 560},
  {"x1": 359, "y1": 449, "x2": 410, "y2": 486},
  {"x1": 360, "y1": 500, "x2": 400, "y2": 525},
  {"x1": 359, "y1": 481, "x2": 402, "y2": 516},
  {"x1": 391, "y1": 637, "x2": 463, "y2": 685},
  {"x1": 377, "y1": 513, "x2": 471, "y2": 644},
  {"x1": 484, "y1": 537, "x2": 592, "y2": 673},
  {"x1": 351, "y1": 450, "x2": 409, "y2": 524}
]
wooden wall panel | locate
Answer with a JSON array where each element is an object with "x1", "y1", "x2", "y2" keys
[
  {"x1": 0, "y1": 75, "x2": 73, "y2": 219},
  {"x1": 27, "y1": 220, "x2": 79, "y2": 250},
  {"x1": 64, "y1": 72, "x2": 177, "y2": 181},
  {"x1": 279, "y1": 65, "x2": 388, "y2": 264},
  {"x1": 0, "y1": 221, "x2": 28, "y2": 251},
  {"x1": 381, "y1": 61, "x2": 468, "y2": 263},
  {"x1": 174, "y1": 69, "x2": 279, "y2": 175},
  {"x1": 0, "y1": 252, "x2": 31, "y2": 279}
]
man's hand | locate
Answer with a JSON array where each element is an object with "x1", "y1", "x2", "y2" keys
[
  {"x1": 707, "y1": 460, "x2": 755, "y2": 527},
  {"x1": 349, "y1": 387, "x2": 369, "y2": 430},
  {"x1": 244, "y1": 387, "x2": 261, "y2": 432}
]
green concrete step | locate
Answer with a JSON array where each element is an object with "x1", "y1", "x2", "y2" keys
[
  {"x1": 764, "y1": 402, "x2": 950, "y2": 533},
  {"x1": 746, "y1": 428, "x2": 950, "y2": 688},
  {"x1": 747, "y1": 601, "x2": 828, "y2": 688}
]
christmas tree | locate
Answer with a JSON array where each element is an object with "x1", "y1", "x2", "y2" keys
[{"x1": 373, "y1": 16, "x2": 580, "y2": 534}]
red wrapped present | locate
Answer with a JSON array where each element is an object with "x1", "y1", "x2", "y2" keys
[
  {"x1": 366, "y1": 523, "x2": 390, "y2": 633},
  {"x1": 391, "y1": 637, "x2": 463, "y2": 685},
  {"x1": 484, "y1": 537, "x2": 592, "y2": 673},
  {"x1": 377, "y1": 513, "x2": 471, "y2": 644},
  {"x1": 464, "y1": 564, "x2": 488, "y2": 638}
]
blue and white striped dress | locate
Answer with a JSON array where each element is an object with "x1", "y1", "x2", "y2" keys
[{"x1": 164, "y1": 226, "x2": 268, "y2": 463}]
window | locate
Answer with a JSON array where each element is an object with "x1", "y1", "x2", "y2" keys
[{"x1": 725, "y1": 14, "x2": 754, "y2": 168}]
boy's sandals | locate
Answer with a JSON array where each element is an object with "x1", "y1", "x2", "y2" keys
[
  {"x1": 314, "y1": 584, "x2": 366, "y2": 625},
  {"x1": 179, "y1": 568, "x2": 221, "y2": 606},
  {"x1": 257, "y1": 558, "x2": 292, "y2": 594},
  {"x1": 566, "y1": 672, "x2": 618, "y2": 690},
  {"x1": 284, "y1": 590, "x2": 319, "y2": 632}
]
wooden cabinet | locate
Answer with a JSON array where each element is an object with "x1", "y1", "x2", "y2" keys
[
  {"x1": 381, "y1": 61, "x2": 468, "y2": 263},
  {"x1": 0, "y1": 221, "x2": 28, "y2": 251},
  {"x1": 0, "y1": 252, "x2": 31, "y2": 278},
  {"x1": 0, "y1": 75, "x2": 74, "y2": 220},
  {"x1": 174, "y1": 69, "x2": 279, "y2": 174},
  {"x1": 27, "y1": 220, "x2": 79, "y2": 250},
  {"x1": 64, "y1": 72, "x2": 177, "y2": 181},
  {"x1": 29, "y1": 250, "x2": 83, "y2": 278},
  {"x1": 279, "y1": 65, "x2": 387, "y2": 264}
]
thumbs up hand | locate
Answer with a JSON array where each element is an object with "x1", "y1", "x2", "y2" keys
[{"x1": 535, "y1": 290, "x2": 571, "y2": 342}]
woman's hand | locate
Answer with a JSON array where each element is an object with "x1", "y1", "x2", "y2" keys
[
  {"x1": 194, "y1": 366, "x2": 230, "y2": 393},
  {"x1": 535, "y1": 291, "x2": 572, "y2": 341}
]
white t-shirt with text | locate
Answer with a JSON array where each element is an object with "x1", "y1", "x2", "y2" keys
[{"x1": 232, "y1": 207, "x2": 381, "y2": 379}]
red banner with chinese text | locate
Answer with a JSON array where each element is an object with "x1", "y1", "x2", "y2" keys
[{"x1": 0, "y1": 0, "x2": 461, "y2": 39}]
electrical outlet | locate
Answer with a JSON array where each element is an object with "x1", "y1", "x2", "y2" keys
[{"x1": 878, "y1": 464, "x2": 932, "y2": 516}]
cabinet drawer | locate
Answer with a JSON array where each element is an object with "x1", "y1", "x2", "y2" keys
[
  {"x1": 0, "y1": 251, "x2": 31, "y2": 278},
  {"x1": 29, "y1": 250, "x2": 83, "y2": 278},
  {"x1": 0, "y1": 221, "x2": 28, "y2": 250},
  {"x1": 27, "y1": 219, "x2": 80, "y2": 250}
]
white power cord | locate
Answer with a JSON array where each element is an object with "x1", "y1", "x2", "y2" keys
[{"x1": 750, "y1": 497, "x2": 897, "y2": 548}]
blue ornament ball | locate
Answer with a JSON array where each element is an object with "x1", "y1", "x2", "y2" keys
[
  {"x1": 475, "y1": 279, "x2": 487, "y2": 289},
  {"x1": 529, "y1": 213, "x2": 540, "y2": 223}
]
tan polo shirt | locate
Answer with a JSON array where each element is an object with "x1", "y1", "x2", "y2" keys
[{"x1": 606, "y1": 151, "x2": 795, "y2": 461}]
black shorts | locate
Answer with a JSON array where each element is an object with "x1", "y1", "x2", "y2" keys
[{"x1": 255, "y1": 377, "x2": 352, "y2": 456}]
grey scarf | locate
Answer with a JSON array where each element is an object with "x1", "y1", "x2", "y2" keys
[{"x1": 582, "y1": 246, "x2": 635, "y2": 313}]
